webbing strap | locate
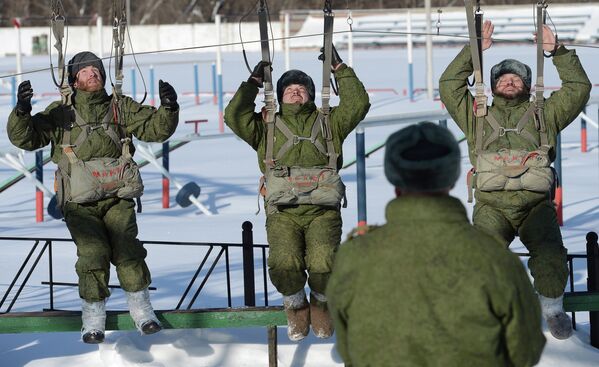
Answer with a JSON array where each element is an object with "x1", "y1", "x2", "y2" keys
[
  {"x1": 535, "y1": 1, "x2": 548, "y2": 144},
  {"x1": 321, "y1": 8, "x2": 334, "y2": 115},
  {"x1": 478, "y1": 104, "x2": 538, "y2": 152},
  {"x1": 50, "y1": 5, "x2": 73, "y2": 106},
  {"x1": 465, "y1": 0, "x2": 487, "y2": 117}
]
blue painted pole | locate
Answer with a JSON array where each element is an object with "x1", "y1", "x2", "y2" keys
[
  {"x1": 356, "y1": 127, "x2": 367, "y2": 229},
  {"x1": 555, "y1": 133, "x2": 563, "y2": 226},
  {"x1": 212, "y1": 62, "x2": 217, "y2": 105},
  {"x1": 581, "y1": 106, "x2": 587, "y2": 153},
  {"x1": 130, "y1": 68, "x2": 137, "y2": 101},
  {"x1": 149, "y1": 66, "x2": 155, "y2": 106},
  {"x1": 194, "y1": 64, "x2": 200, "y2": 105},
  {"x1": 218, "y1": 73, "x2": 224, "y2": 133},
  {"x1": 11, "y1": 77, "x2": 16, "y2": 108}
]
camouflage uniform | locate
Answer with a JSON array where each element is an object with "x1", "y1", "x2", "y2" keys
[
  {"x1": 327, "y1": 195, "x2": 545, "y2": 367},
  {"x1": 439, "y1": 45, "x2": 591, "y2": 297},
  {"x1": 7, "y1": 89, "x2": 178, "y2": 301},
  {"x1": 224, "y1": 64, "x2": 370, "y2": 297}
]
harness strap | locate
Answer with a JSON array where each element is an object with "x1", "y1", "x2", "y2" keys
[
  {"x1": 50, "y1": 2, "x2": 73, "y2": 106},
  {"x1": 258, "y1": 0, "x2": 277, "y2": 172},
  {"x1": 321, "y1": 4, "x2": 334, "y2": 115},
  {"x1": 481, "y1": 104, "x2": 537, "y2": 151},
  {"x1": 535, "y1": 1, "x2": 548, "y2": 145},
  {"x1": 465, "y1": 0, "x2": 487, "y2": 117}
]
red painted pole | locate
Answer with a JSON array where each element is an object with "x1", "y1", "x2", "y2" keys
[
  {"x1": 162, "y1": 142, "x2": 170, "y2": 209},
  {"x1": 582, "y1": 127, "x2": 588, "y2": 153},
  {"x1": 555, "y1": 186, "x2": 563, "y2": 226},
  {"x1": 162, "y1": 177, "x2": 170, "y2": 208},
  {"x1": 36, "y1": 189, "x2": 43, "y2": 222}
]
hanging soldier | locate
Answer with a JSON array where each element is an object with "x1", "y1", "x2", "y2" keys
[
  {"x1": 7, "y1": 51, "x2": 179, "y2": 344},
  {"x1": 439, "y1": 18, "x2": 591, "y2": 339}
]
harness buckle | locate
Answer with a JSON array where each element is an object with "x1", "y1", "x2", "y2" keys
[
  {"x1": 498, "y1": 127, "x2": 518, "y2": 136},
  {"x1": 293, "y1": 136, "x2": 312, "y2": 145}
]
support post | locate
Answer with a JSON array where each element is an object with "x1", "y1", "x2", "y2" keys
[
  {"x1": 13, "y1": 18, "x2": 23, "y2": 85},
  {"x1": 130, "y1": 68, "x2": 136, "y2": 101},
  {"x1": 268, "y1": 325, "x2": 278, "y2": 367},
  {"x1": 439, "y1": 119, "x2": 447, "y2": 128},
  {"x1": 96, "y1": 15, "x2": 103, "y2": 58},
  {"x1": 162, "y1": 141, "x2": 170, "y2": 209},
  {"x1": 218, "y1": 74, "x2": 224, "y2": 133},
  {"x1": 407, "y1": 11, "x2": 414, "y2": 102},
  {"x1": 149, "y1": 66, "x2": 155, "y2": 106},
  {"x1": 555, "y1": 133, "x2": 563, "y2": 226},
  {"x1": 424, "y1": 0, "x2": 434, "y2": 100},
  {"x1": 212, "y1": 62, "x2": 217, "y2": 105},
  {"x1": 284, "y1": 12, "x2": 290, "y2": 71},
  {"x1": 11, "y1": 76, "x2": 17, "y2": 111},
  {"x1": 586, "y1": 232, "x2": 599, "y2": 348},
  {"x1": 581, "y1": 106, "x2": 587, "y2": 153},
  {"x1": 242, "y1": 221, "x2": 256, "y2": 307},
  {"x1": 35, "y1": 150, "x2": 43, "y2": 223},
  {"x1": 356, "y1": 127, "x2": 367, "y2": 230},
  {"x1": 194, "y1": 63, "x2": 200, "y2": 105}
]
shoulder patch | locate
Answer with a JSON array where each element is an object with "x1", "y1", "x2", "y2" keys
[{"x1": 345, "y1": 224, "x2": 381, "y2": 241}]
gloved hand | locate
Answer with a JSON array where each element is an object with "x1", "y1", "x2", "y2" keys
[
  {"x1": 318, "y1": 45, "x2": 343, "y2": 70},
  {"x1": 159, "y1": 80, "x2": 178, "y2": 110},
  {"x1": 16, "y1": 80, "x2": 33, "y2": 115},
  {"x1": 247, "y1": 61, "x2": 271, "y2": 88}
]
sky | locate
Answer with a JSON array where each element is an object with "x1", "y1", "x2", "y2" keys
[{"x1": 1, "y1": 29, "x2": 599, "y2": 367}]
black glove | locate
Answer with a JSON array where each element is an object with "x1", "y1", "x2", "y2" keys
[
  {"x1": 247, "y1": 61, "x2": 271, "y2": 88},
  {"x1": 159, "y1": 80, "x2": 178, "y2": 110},
  {"x1": 318, "y1": 45, "x2": 343, "y2": 70},
  {"x1": 16, "y1": 80, "x2": 33, "y2": 115}
]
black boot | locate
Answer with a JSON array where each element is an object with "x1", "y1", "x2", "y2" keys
[{"x1": 82, "y1": 329, "x2": 105, "y2": 344}]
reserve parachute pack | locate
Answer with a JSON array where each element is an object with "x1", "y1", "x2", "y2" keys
[{"x1": 54, "y1": 105, "x2": 143, "y2": 209}]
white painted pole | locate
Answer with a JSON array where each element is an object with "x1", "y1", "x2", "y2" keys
[
  {"x1": 425, "y1": 0, "x2": 434, "y2": 100},
  {"x1": 96, "y1": 16, "x2": 103, "y2": 58},
  {"x1": 284, "y1": 12, "x2": 290, "y2": 71},
  {"x1": 348, "y1": 11, "x2": 354, "y2": 67},
  {"x1": 215, "y1": 14, "x2": 222, "y2": 75},
  {"x1": 13, "y1": 18, "x2": 23, "y2": 85},
  {"x1": 407, "y1": 11, "x2": 414, "y2": 101}
]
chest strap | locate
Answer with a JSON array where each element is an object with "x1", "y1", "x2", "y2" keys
[
  {"x1": 267, "y1": 113, "x2": 338, "y2": 170},
  {"x1": 475, "y1": 104, "x2": 548, "y2": 153}
]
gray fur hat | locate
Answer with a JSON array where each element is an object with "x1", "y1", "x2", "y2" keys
[
  {"x1": 277, "y1": 69, "x2": 316, "y2": 102},
  {"x1": 384, "y1": 122, "x2": 461, "y2": 192},
  {"x1": 490, "y1": 59, "x2": 531, "y2": 91},
  {"x1": 67, "y1": 51, "x2": 106, "y2": 87}
]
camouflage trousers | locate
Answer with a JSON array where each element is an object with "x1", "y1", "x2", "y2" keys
[
  {"x1": 473, "y1": 198, "x2": 568, "y2": 298},
  {"x1": 64, "y1": 197, "x2": 151, "y2": 302},
  {"x1": 266, "y1": 208, "x2": 342, "y2": 296}
]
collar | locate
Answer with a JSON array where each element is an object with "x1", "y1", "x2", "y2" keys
[
  {"x1": 385, "y1": 195, "x2": 468, "y2": 224},
  {"x1": 491, "y1": 93, "x2": 530, "y2": 108},
  {"x1": 279, "y1": 101, "x2": 316, "y2": 116},
  {"x1": 72, "y1": 89, "x2": 110, "y2": 106}
]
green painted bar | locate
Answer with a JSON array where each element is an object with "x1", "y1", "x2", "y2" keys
[
  {"x1": 564, "y1": 292, "x2": 599, "y2": 312},
  {"x1": 0, "y1": 307, "x2": 286, "y2": 334}
]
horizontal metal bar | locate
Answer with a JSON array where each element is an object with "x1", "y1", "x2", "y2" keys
[
  {"x1": 564, "y1": 291, "x2": 599, "y2": 312},
  {"x1": 40, "y1": 281, "x2": 156, "y2": 291},
  {"x1": 0, "y1": 307, "x2": 286, "y2": 334}
]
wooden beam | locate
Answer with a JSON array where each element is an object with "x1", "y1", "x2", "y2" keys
[{"x1": 0, "y1": 306, "x2": 286, "y2": 334}]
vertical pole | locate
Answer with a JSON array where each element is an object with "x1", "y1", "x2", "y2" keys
[
  {"x1": 35, "y1": 150, "x2": 43, "y2": 223},
  {"x1": 268, "y1": 325, "x2": 278, "y2": 367},
  {"x1": 284, "y1": 12, "x2": 290, "y2": 71},
  {"x1": 586, "y1": 232, "x2": 599, "y2": 348},
  {"x1": 130, "y1": 68, "x2": 137, "y2": 101},
  {"x1": 48, "y1": 241, "x2": 54, "y2": 310},
  {"x1": 162, "y1": 141, "x2": 170, "y2": 209},
  {"x1": 555, "y1": 133, "x2": 563, "y2": 226},
  {"x1": 149, "y1": 66, "x2": 155, "y2": 106},
  {"x1": 407, "y1": 11, "x2": 414, "y2": 102},
  {"x1": 356, "y1": 127, "x2": 367, "y2": 230},
  {"x1": 424, "y1": 0, "x2": 434, "y2": 100},
  {"x1": 194, "y1": 64, "x2": 200, "y2": 105},
  {"x1": 439, "y1": 119, "x2": 447, "y2": 128},
  {"x1": 13, "y1": 18, "x2": 23, "y2": 85},
  {"x1": 581, "y1": 107, "x2": 587, "y2": 153},
  {"x1": 216, "y1": 15, "x2": 224, "y2": 133},
  {"x1": 96, "y1": 16, "x2": 104, "y2": 58},
  {"x1": 218, "y1": 74, "x2": 224, "y2": 133},
  {"x1": 11, "y1": 76, "x2": 17, "y2": 109},
  {"x1": 242, "y1": 221, "x2": 256, "y2": 307},
  {"x1": 212, "y1": 62, "x2": 217, "y2": 105}
]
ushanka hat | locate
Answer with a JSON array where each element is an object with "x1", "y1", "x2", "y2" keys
[{"x1": 384, "y1": 122, "x2": 461, "y2": 192}]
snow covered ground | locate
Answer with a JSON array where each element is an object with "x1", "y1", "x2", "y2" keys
[{"x1": 1, "y1": 38, "x2": 599, "y2": 366}]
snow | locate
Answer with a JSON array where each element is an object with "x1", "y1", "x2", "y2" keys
[{"x1": 1, "y1": 39, "x2": 599, "y2": 366}]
